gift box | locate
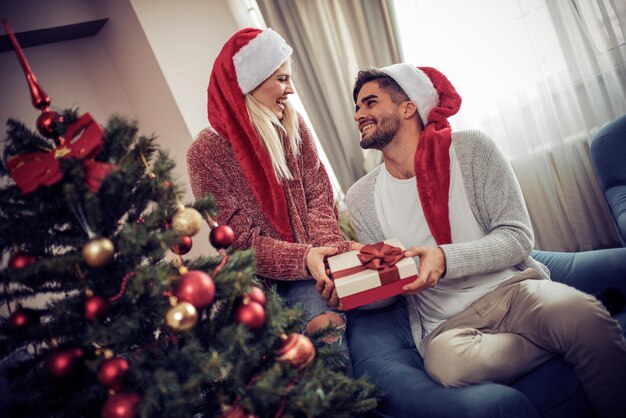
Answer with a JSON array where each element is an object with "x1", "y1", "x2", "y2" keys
[{"x1": 327, "y1": 238, "x2": 418, "y2": 310}]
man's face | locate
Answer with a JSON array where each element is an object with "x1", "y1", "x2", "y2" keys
[{"x1": 354, "y1": 81, "x2": 402, "y2": 150}]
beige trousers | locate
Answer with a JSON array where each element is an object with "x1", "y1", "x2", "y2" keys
[{"x1": 420, "y1": 269, "x2": 626, "y2": 418}]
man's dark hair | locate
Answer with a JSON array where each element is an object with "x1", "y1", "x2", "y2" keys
[{"x1": 352, "y1": 68, "x2": 410, "y2": 105}]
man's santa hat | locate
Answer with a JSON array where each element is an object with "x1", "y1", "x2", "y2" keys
[
  {"x1": 379, "y1": 64, "x2": 462, "y2": 245},
  {"x1": 207, "y1": 28, "x2": 295, "y2": 242}
]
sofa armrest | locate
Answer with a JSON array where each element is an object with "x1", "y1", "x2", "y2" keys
[
  {"x1": 531, "y1": 248, "x2": 626, "y2": 295},
  {"x1": 605, "y1": 185, "x2": 626, "y2": 246}
]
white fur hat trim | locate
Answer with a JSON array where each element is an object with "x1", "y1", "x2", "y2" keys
[
  {"x1": 233, "y1": 28, "x2": 293, "y2": 95},
  {"x1": 380, "y1": 63, "x2": 439, "y2": 126}
]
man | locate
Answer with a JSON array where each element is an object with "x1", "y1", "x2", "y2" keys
[{"x1": 321, "y1": 64, "x2": 626, "y2": 417}]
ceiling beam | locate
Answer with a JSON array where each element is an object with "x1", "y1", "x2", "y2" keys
[{"x1": 0, "y1": 18, "x2": 108, "y2": 53}]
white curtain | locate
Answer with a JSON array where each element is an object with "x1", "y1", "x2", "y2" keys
[
  {"x1": 392, "y1": 0, "x2": 626, "y2": 250},
  {"x1": 255, "y1": 0, "x2": 404, "y2": 192}
]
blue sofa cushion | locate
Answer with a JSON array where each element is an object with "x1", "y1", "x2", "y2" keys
[{"x1": 351, "y1": 248, "x2": 626, "y2": 418}]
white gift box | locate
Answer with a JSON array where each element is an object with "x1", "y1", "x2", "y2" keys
[{"x1": 326, "y1": 238, "x2": 418, "y2": 310}]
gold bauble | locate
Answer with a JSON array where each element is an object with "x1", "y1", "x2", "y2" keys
[
  {"x1": 171, "y1": 208, "x2": 203, "y2": 237},
  {"x1": 82, "y1": 237, "x2": 115, "y2": 267},
  {"x1": 165, "y1": 301, "x2": 198, "y2": 332}
]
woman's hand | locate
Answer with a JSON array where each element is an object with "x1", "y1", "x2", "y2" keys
[
  {"x1": 306, "y1": 246, "x2": 338, "y2": 283},
  {"x1": 317, "y1": 281, "x2": 343, "y2": 310}
]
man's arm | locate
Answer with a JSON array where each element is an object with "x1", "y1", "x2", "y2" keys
[
  {"x1": 439, "y1": 131, "x2": 534, "y2": 279},
  {"x1": 345, "y1": 177, "x2": 381, "y2": 245},
  {"x1": 403, "y1": 131, "x2": 532, "y2": 292}
]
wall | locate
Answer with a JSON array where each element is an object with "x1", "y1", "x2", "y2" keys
[
  {"x1": 129, "y1": 0, "x2": 239, "y2": 139},
  {"x1": 0, "y1": 1, "x2": 242, "y2": 314},
  {"x1": 0, "y1": 0, "x2": 241, "y2": 261},
  {"x1": 124, "y1": 0, "x2": 240, "y2": 257},
  {"x1": 0, "y1": 0, "x2": 132, "y2": 138}
]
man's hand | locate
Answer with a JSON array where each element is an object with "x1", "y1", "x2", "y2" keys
[
  {"x1": 402, "y1": 246, "x2": 446, "y2": 294},
  {"x1": 351, "y1": 241, "x2": 364, "y2": 251}
]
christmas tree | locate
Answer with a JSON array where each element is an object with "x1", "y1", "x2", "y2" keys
[{"x1": 0, "y1": 20, "x2": 377, "y2": 418}]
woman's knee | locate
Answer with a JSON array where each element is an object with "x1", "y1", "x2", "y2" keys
[{"x1": 306, "y1": 311, "x2": 345, "y2": 343}]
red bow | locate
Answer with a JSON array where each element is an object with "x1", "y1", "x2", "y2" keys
[
  {"x1": 357, "y1": 242, "x2": 404, "y2": 270},
  {"x1": 7, "y1": 113, "x2": 114, "y2": 194}
]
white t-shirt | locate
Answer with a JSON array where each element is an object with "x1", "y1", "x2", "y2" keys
[{"x1": 374, "y1": 145, "x2": 519, "y2": 335}]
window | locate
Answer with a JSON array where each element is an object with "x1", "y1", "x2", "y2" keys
[{"x1": 391, "y1": 0, "x2": 575, "y2": 154}]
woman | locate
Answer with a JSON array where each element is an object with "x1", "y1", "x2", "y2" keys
[{"x1": 187, "y1": 28, "x2": 355, "y2": 339}]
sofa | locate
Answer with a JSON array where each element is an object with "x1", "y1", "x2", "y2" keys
[
  {"x1": 591, "y1": 114, "x2": 626, "y2": 246},
  {"x1": 348, "y1": 248, "x2": 626, "y2": 418}
]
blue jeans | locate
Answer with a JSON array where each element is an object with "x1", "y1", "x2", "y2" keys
[
  {"x1": 276, "y1": 279, "x2": 351, "y2": 373},
  {"x1": 275, "y1": 279, "x2": 335, "y2": 322},
  {"x1": 347, "y1": 299, "x2": 541, "y2": 418}
]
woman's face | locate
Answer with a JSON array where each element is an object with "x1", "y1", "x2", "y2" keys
[{"x1": 251, "y1": 60, "x2": 294, "y2": 120}]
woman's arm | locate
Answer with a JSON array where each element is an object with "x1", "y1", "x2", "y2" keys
[{"x1": 187, "y1": 130, "x2": 311, "y2": 280}]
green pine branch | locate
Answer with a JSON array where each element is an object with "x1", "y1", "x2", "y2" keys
[{"x1": 0, "y1": 110, "x2": 378, "y2": 418}]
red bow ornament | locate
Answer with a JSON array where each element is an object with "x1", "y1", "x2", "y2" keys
[
  {"x1": 7, "y1": 113, "x2": 115, "y2": 194},
  {"x1": 357, "y1": 242, "x2": 404, "y2": 270}
]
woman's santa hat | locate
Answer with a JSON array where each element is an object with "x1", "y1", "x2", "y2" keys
[
  {"x1": 207, "y1": 28, "x2": 295, "y2": 242},
  {"x1": 379, "y1": 64, "x2": 462, "y2": 245}
]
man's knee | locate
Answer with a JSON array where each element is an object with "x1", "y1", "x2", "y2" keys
[
  {"x1": 425, "y1": 328, "x2": 484, "y2": 387},
  {"x1": 306, "y1": 311, "x2": 345, "y2": 343},
  {"x1": 538, "y1": 285, "x2": 610, "y2": 333}
]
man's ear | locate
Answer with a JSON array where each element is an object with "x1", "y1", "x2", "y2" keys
[{"x1": 402, "y1": 101, "x2": 418, "y2": 119}]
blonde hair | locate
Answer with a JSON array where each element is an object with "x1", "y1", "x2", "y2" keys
[{"x1": 245, "y1": 94, "x2": 301, "y2": 181}]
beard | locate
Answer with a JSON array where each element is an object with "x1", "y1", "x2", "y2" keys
[{"x1": 359, "y1": 112, "x2": 401, "y2": 150}]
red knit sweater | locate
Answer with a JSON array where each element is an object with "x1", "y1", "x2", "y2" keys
[{"x1": 186, "y1": 119, "x2": 351, "y2": 281}]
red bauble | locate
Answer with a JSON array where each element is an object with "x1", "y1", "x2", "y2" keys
[
  {"x1": 101, "y1": 392, "x2": 141, "y2": 418},
  {"x1": 175, "y1": 270, "x2": 215, "y2": 309},
  {"x1": 220, "y1": 405, "x2": 258, "y2": 418},
  {"x1": 209, "y1": 225, "x2": 235, "y2": 249},
  {"x1": 85, "y1": 295, "x2": 110, "y2": 322},
  {"x1": 8, "y1": 252, "x2": 36, "y2": 269},
  {"x1": 45, "y1": 347, "x2": 85, "y2": 379},
  {"x1": 36, "y1": 110, "x2": 64, "y2": 138},
  {"x1": 8, "y1": 307, "x2": 40, "y2": 331},
  {"x1": 235, "y1": 301, "x2": 265, "y2": 329},
  {"x1": 171, "y1": 235, "x2": 193, "y2": 255},
  {"x1": 276, "y1": 333, "x2": 316, "y2": 370},
  {"x1": 246, "y1": 287, "x2": 266, "y2": 307},
  {"x1": 98, "y1": 357, "x2": 130, "y2": 392}
]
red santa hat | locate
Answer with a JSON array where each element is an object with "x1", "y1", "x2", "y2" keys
[
  {"x1": 207, "y1": 28, "x2": 295, "y2": 242},
  {"x1": 379, "y1": 64, "x2": 462, "y2": 245}
]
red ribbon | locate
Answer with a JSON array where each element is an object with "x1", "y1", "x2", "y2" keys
[
  {"x1": 332, "y1": 242, "x2": 404, "y2": 285},
  {"x1": 7, "y1": 113, "x2": 114, "y2": 194},
  {"x1": 357, "y1": 242, "x2": 404, "y2": 270}
]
